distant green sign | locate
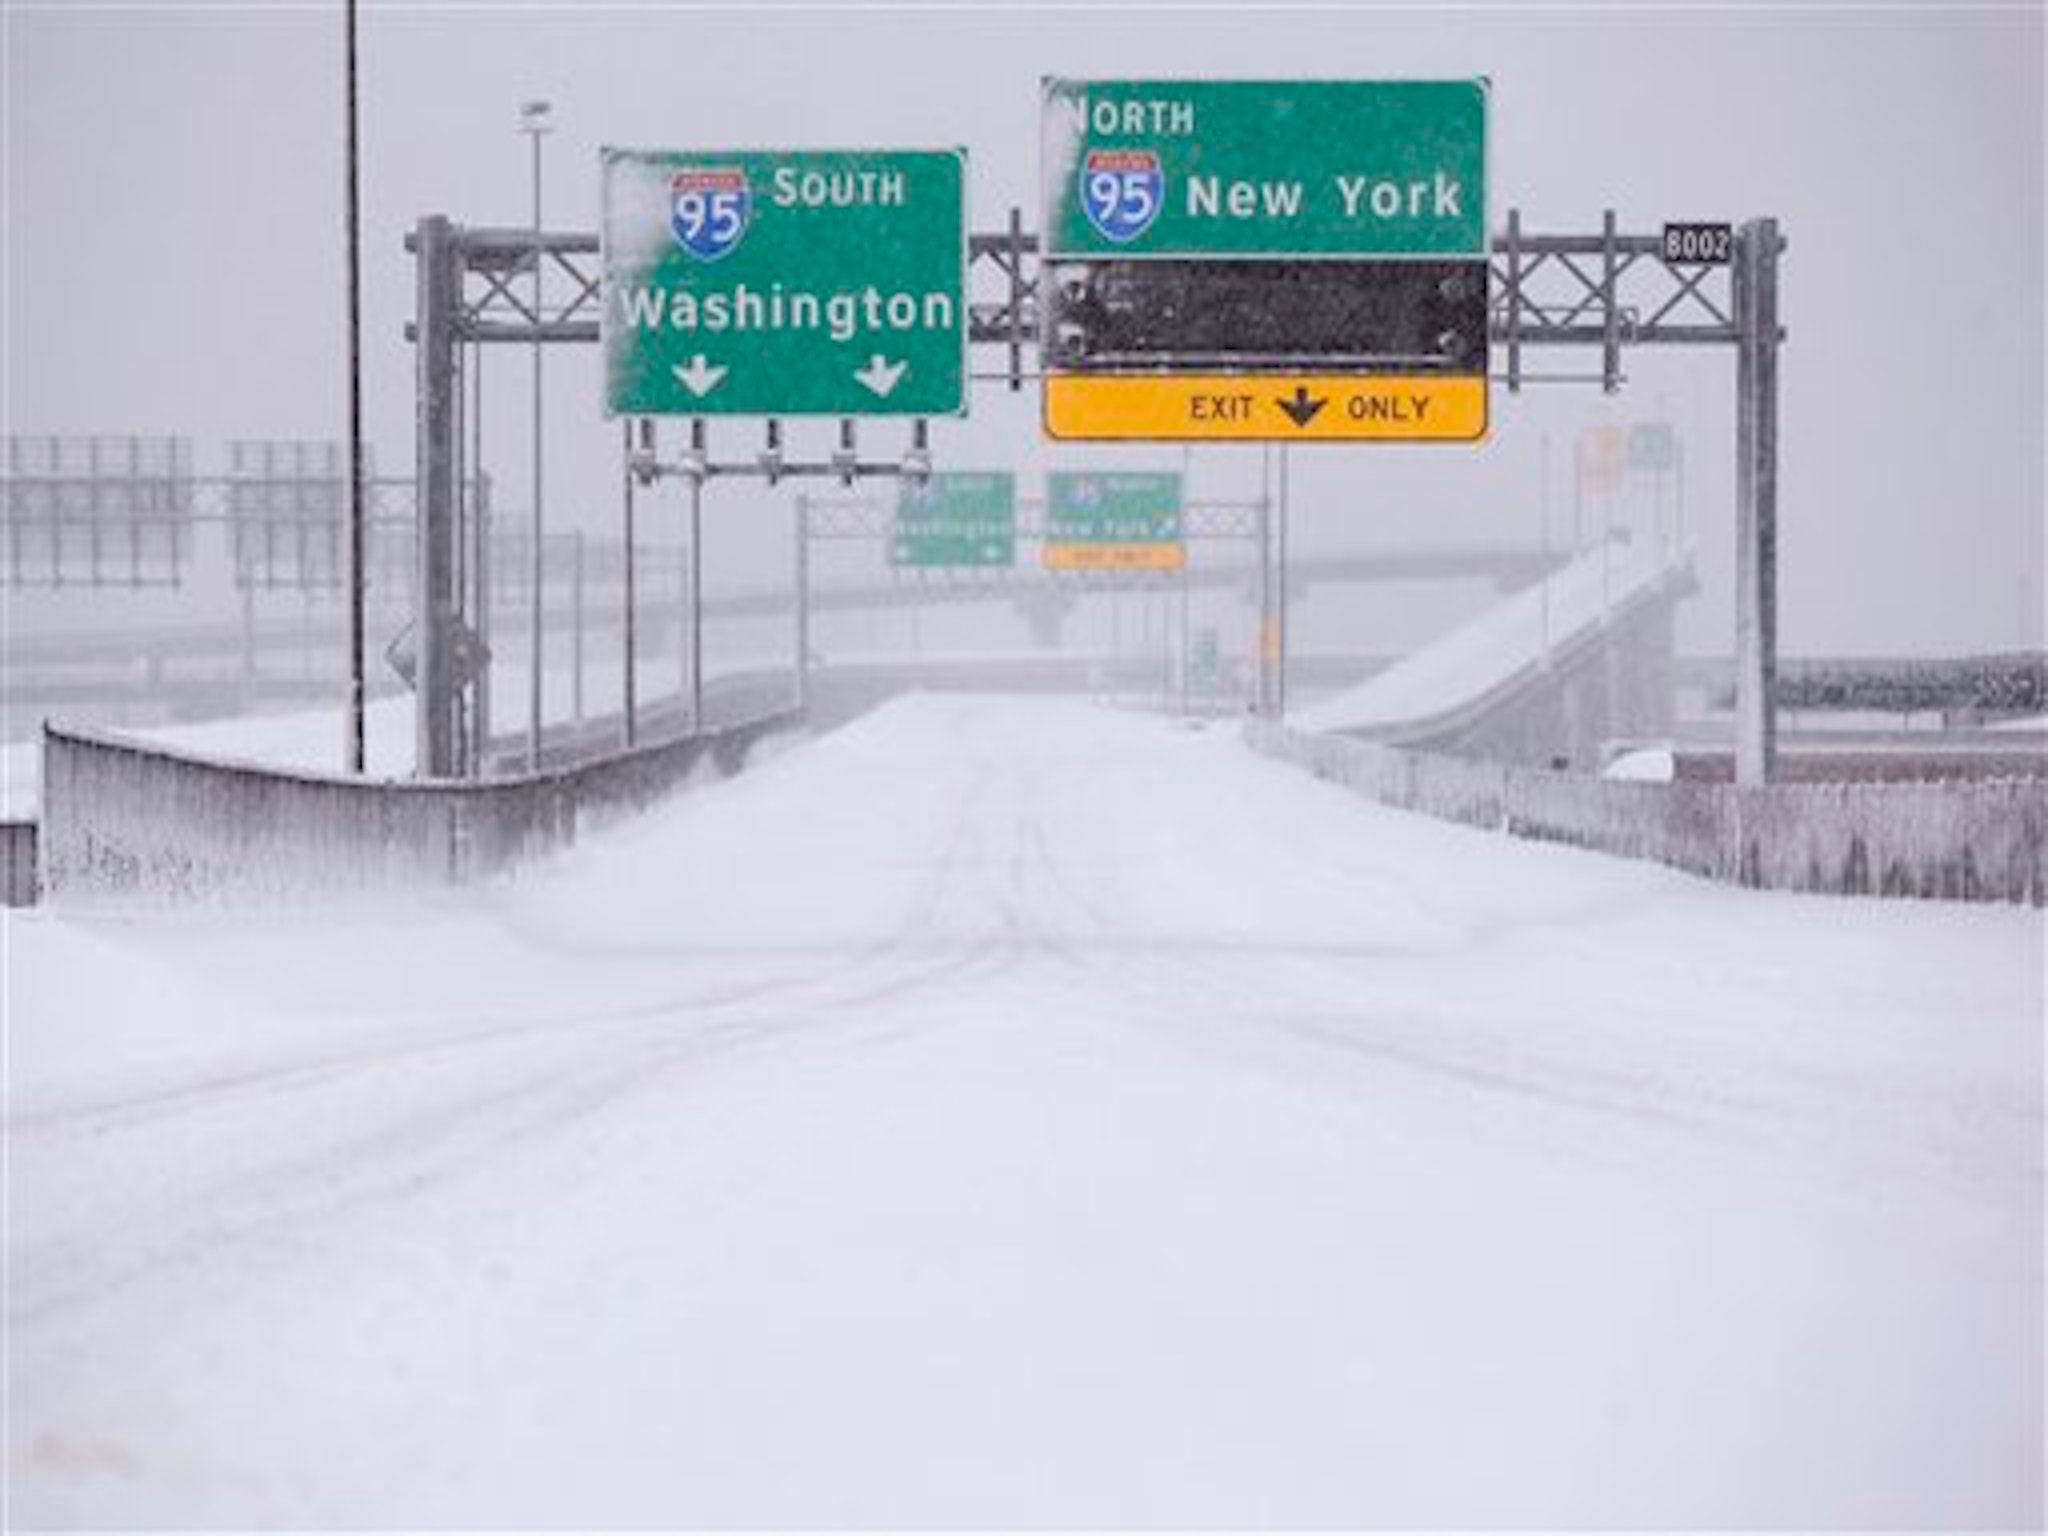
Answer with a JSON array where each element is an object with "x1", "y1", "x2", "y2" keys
[
  {"x1": 1045, "y1": 471, "x2": 1184, "y2": 571},
  {"x1": 601, "y1": 147, "x2": 966, "y2": 417},
  {"x1": 893, "y1": 472, "x2": 1016, "y2": 568},
  {"x1": 1628, "y1": 422, "x2": 1677, "y2": 470},
  {"x1": 1042, "y1": 79, "x2": 1488, "y2": 259}
]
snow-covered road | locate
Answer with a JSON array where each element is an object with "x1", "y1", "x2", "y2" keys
[{"x1": 5, "y1": 695, "x2": 2041, "y2": 1527}]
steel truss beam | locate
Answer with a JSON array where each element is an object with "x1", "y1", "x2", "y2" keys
[
  {"x1": 416, "y1": 209, "x2": 1765, "y2": 391},
  {"x1": 800, "y1": 497, "x2": 1263, "y2": 543}
]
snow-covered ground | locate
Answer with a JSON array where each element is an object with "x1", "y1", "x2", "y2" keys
[{"x1": 4, "y1": 694, "x2": 2041, "y2": 1527}]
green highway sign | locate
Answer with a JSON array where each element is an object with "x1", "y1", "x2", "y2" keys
[
  {"x1": 1044, "y1": 470, "x2": 1184, "y2": 571},
  {"x1": 1628, "y1": 421, "x2": 1677, "y2": 469},
  {"x1": 1042, "y1": 79, "x2": 1488, "y2": 259},
  {"x1": 1039, "y1": 81, "x2": 1491, "y2": 444},
  {"x1": 601, "y1": 147, "x2": 967, "y2": 417},
  {"x1": 893, "y1": 472, "x2": 1016, "y2": 568}
]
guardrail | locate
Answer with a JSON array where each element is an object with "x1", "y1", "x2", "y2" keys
[
  {"x1": 1249, "y1": 721, "x2": 2047, "y2": 905},
  {"x1": 37, "y1": 700, "x2": 798, "y2": 904},
  {"x1": 1728, "y1": 653, "x2": 2045, "y2": 718},
  {"x1": 1, "y1": 820, "x2": 35, "y2": 906}
]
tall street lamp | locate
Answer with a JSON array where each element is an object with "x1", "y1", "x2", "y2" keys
[
  {"x1": 343, "y1": 0, "x2": 366, "y2": 773},
  {"x1": 518, "y1": 98, "x2": 552, "y2": 770}
]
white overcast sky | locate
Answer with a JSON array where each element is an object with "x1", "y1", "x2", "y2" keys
[{"x1": 4, "y1": 1, "x2": 2042, "y2": 656}]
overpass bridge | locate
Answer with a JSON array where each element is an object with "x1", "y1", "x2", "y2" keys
[
  {"x1": 3, "y1": 524, "x2": 1565, "y2": 733},
  {"x1": 1299, "y1": 532, "x2": 1696, "y2": 769}
]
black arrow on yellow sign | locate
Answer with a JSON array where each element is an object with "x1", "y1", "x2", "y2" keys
[{"x1": 1276, "y1": 386, "x2": 1328, "y2": 428}]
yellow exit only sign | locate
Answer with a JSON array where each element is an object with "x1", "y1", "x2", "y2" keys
[
  {"x1": 1043, "y1": 542, "x2": 1186, "y2": 572},
  {"x1": 1044, "y1": 374, "x2": 1487, "y2": 443}
]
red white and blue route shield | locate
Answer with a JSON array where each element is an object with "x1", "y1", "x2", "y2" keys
[
  {"x1": 670, "y1": 168, "x2": 751, "y2": 261},
  {"x1": 1081, "y1": 149, "x2": 1163, "y2": 244}
]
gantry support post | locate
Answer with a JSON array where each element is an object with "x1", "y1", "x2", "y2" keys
[
  {"x1": 412, "y1": 214, "x2": 461, "y2": 778},
  {"x1": 794, "y1": 492, "x2": 812, "y2": 715},
  {"x1": 1734, "y1": 217, "x2": 1782, "y2": 787}
]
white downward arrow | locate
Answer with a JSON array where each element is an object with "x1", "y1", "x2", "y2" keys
[
  {"x1": 672, "y1": 355, "x2": 728, "y2": 397},
  {"x1": 854, "y1": 355, "x2": 908, "y2": 398}
]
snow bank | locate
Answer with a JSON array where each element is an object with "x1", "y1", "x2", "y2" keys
[{"x1": 1604, "y1": 744, "x2": 1677, "y2": 782}]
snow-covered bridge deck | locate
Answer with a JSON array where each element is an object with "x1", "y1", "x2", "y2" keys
[{"x1": 7, "y1": 694, "x2": 2039, "y2": 1527}]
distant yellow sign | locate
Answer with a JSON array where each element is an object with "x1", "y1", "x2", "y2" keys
[
  {"x1": 1578, "y1": 424, "x2": 1627, "y2": 494},
  {"x1": 1044, "y1": 374, "x2": 1487, "y2": 442},
  {"x1": 1043, "y1": 542, "x2": 1185, "y2": 572},
  {"x1": 1259, "y1": 617, "x2": 1281, "y2": 664}
]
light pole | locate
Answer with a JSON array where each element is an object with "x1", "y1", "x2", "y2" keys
[
  {"x1": 1539, "y1": 433, "x2": 1553, "y2": 666},
  {"x1": 518, "y1": 98, "x2": 551, "y2": 770},
  {"x1": 343, "y1": 0, "x2": 365, "y2": 773},
  {"x1": 1276, "y1": 443, "x2": 1289, "y2": 719}
]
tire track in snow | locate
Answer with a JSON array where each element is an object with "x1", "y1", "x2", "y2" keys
[
  {"x1": 8, "y1": 758, "x2": 1023, "y2": 1334},
  {"x1": 940, "y1": 730, "x2": 2037, "y2": 1209}
]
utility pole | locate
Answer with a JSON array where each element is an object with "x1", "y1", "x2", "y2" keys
[
  {"x1": 519, "y1": 98, "x2": 552, "y2": 771},
  {"x1": 1256, "y1": 444, "x2": 1273, "y2": 717},
  {"x1": 571, "y1": 528, "x2": 585, "y2": 725},
  {"x1": 1539, "y1": 433, "x2": 1553, "y2": 665},
  {"x1": 622, "y1": 419, "x2": 638, "y2": 747},
  {"x1": 794, "y1": 491, "x2": 811, "y2": 715},
  {"x1": 688, "y1": 419, "x2": 704, "y2": 729},
  {"x1": 1276, "y1": 444, "x2": 1290, "y2": 718},
  {"x1": 343, "y1": 0, "x2": 366, "y2": 773}
]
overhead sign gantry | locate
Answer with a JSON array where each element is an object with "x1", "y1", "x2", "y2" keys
[
  {"x1": 411, "y1": 81, "x2": 1783, "y2": 784},
  {"x1": 1039, "y1": 78, "x2": 1490, "y2": 442}
]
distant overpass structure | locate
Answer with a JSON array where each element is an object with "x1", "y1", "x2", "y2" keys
[
  {"x1": 1295, "y1": 533, "x2": 1697, "y2": 769},
  {"x1": 4, "y1": 499, "x2": 1569, "y2": 731},
  {"x1": 777, "y1": 541, "x2": 1559, "y2": 617},
  {"x1": 1288, "y1": 536, "x2": 2044, "y2": 779}
]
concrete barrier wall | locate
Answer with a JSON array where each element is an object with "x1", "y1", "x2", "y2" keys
[
  {"x1": 39, "y1": 706, "x2": 798, "y2": 905},
  {"x1": 2, "y1": 819, "x2": 36, "y2": 907},
  {"x1": 1248, "y1": 722, "x2": 2047, "y2": 904}
]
